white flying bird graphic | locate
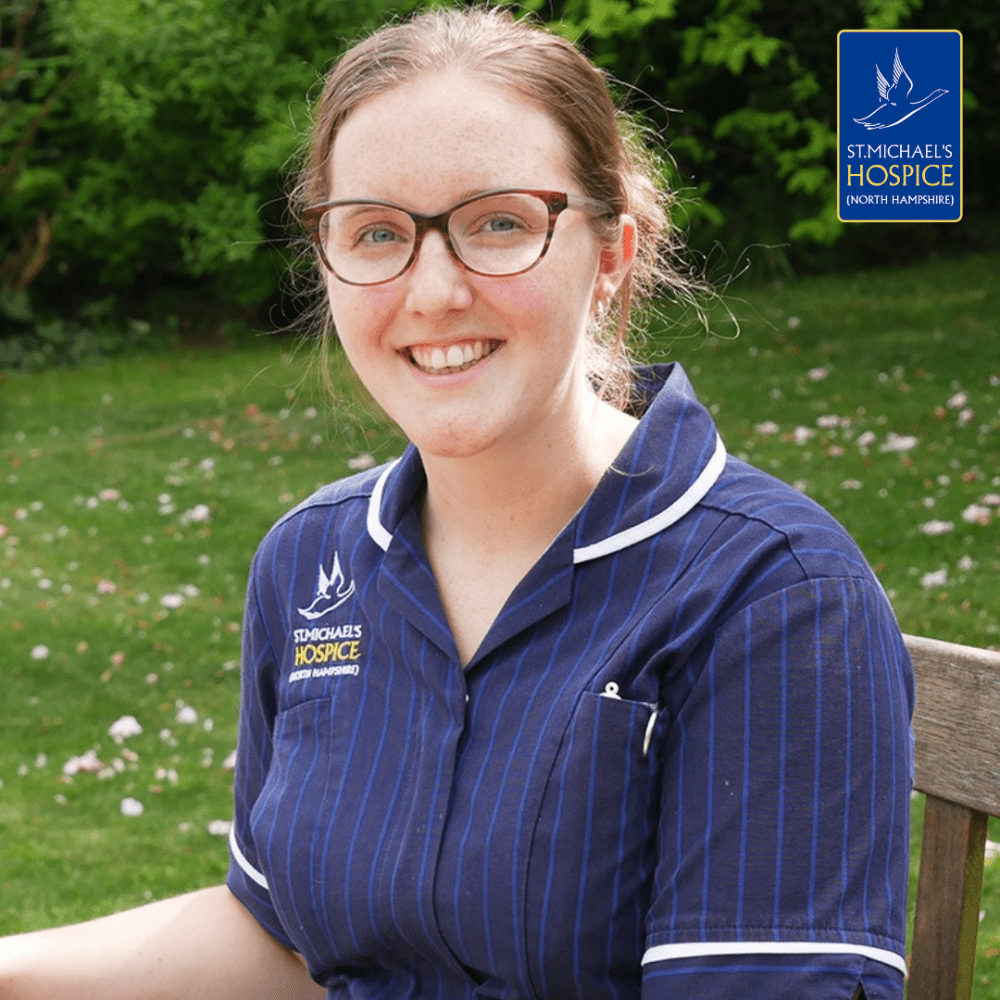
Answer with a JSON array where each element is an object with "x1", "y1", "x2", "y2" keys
[{"x1": 853, "y1": 48, "x2": 948, "y2": 130}]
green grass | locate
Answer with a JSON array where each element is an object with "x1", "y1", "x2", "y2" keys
[
  {"x1": 0, "y1": 339, "x2": 405, "y2": 931},
  {"x1": 2, "y1": 252, "x2": 999, "y2": 993}
]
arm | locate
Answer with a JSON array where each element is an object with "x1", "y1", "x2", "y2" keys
[
  {"x1": 642, "y1": 577, "x2": 914, "y2": 999},
  {"x1": 0, "y1": 884, "x2": 326, "y2": 1000}
]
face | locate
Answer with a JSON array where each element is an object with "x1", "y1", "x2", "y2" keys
[{"x1": 324, "y1": 72, "x2": 628, "y2": 462}]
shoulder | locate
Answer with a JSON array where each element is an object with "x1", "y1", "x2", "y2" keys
[
  {"x1": 248, "y1": 461, "x2": 392, "y2": 578},
  {"x1": 276, "y1": 462, "x2": 387, "y2": 526},
  {"x1": 702, "y1": 454, "x2": 876, "y2": 583}
]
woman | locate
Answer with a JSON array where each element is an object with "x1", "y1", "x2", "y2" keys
[{"x1": 0, "y1": 8, "x2": 913, "y2": 1000}]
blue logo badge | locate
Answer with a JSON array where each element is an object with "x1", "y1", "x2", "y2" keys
[{"x1": 838, "y1": 31, "x2": 962, "y2": 222}]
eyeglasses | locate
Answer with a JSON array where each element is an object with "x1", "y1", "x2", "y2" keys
[{"x1": 299, "y1": 188, "x2": 615, "y2": 286}]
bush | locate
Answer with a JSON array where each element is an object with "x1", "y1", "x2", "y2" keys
[
  {"x1": 3, "y1": 0, "x2": 997, "y2": 343},
  {"x1": 1, "y1": 0, "x2": 420, "y2": 337},
  {"x1": 530, "y1": 0, "x2": 998, "y2": 276}
]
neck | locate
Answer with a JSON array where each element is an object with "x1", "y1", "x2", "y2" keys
[
  {"x1": 420, "y1": 391, "x2": 638, "y2": 560},
  {"x1": 416, "y1": 388, "x2": 638, "y2": 665}
]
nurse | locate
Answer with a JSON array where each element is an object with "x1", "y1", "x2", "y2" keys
[{"x1": 0, "y1": 8, "x2": 913, "y2": 1000}]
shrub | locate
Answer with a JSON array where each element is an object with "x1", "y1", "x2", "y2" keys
[{"x1": 1, "y1": 0, "x2": 420, "y2": 335}]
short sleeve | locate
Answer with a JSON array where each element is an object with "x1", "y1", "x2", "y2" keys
[
  {"x1": 225, "y1": 558, "x2": 298, "y2": 952},
  {"x1": 643, "y1": 576, "x2": 914, "y2": 1000}
]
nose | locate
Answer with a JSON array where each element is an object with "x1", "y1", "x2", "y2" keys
[{"x1": 403, "y1": 230, "x2": 473, "y2": 317}]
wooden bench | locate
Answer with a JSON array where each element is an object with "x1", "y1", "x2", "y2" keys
[{"x1": 906, "y1": 633, "x2": 1000, "y2": 999}]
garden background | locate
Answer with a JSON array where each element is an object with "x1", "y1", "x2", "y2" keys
[{"x1": 2, "y1": 0, "x2": 999, "y2": 994}]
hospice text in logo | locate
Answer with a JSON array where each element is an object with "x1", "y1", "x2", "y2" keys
[{"x1": 838, "y1": 30, "x2": 962, "y2": 223}]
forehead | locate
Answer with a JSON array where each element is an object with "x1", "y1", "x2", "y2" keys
[{"x1": 328, "y1": 72, "x2": 575, "y2": 208}]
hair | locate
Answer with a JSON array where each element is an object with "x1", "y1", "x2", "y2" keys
[{"x1": 292, "y1": 4, "x2": 696, "y2": 410}]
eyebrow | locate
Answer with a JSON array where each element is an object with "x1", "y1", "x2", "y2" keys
[
  {"x1": 337, "y1": 187, "x2": 522, "y2": 215},
  {"x1": 339, "y1": 203, "x2": 403, "y2": 219}
]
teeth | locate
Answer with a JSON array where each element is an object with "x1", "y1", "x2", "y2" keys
[{"x1": 409, "y1": 340, "x2": 495, "y2": 374}]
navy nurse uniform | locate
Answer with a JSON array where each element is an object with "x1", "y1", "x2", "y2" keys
[{"x1": 227, "y1": 363, "x2": 914, "y2": 1000}]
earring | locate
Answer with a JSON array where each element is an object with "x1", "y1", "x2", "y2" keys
[{"x1": 595, "y1": 300, "x2": 607, "y2": 319}]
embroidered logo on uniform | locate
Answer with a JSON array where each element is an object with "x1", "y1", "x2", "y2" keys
[
  {"x1": 290, "y1": 624, "x2": 364, "y2": 681},
  {"x1": 297, "y1": 552, "x2": 356, "y2": 620}
]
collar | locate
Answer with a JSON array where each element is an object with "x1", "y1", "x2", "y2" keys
[{"x1": 365, "y1": 363, "x2": 726, "y2": 563}]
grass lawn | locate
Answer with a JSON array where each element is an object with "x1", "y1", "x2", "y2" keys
[{"x1": 2, "y1": 251, "x2": 999, "y2": 993}]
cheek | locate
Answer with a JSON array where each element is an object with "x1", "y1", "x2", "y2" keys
[
  {"x1": 327, "y1": 284, "x2": 399, "y2": 351},
  {"x1": 486, "y1": 271, "x2": 575, "y2": 334},
  {"x1": 491, "y1": 278, "x2": 546, "y2": 324}
]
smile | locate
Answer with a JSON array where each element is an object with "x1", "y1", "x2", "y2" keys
[{"x1": 406, "y1": 339, "x2": 500, "y2": 375}]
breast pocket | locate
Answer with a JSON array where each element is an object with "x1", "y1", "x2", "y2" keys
[{"x1": 524, "y1": 691, "x2": 661, "y2": 999}]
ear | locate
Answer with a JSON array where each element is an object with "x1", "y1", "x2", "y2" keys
[{"x1": 595, "y1": 214, "x2": 636, "y2": 302}]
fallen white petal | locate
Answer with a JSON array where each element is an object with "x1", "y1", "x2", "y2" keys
[
  {"x1": 919, "y1": 520, "x2": 954, "y2": 536},
  {"x1": 63, "y1": 750, "x2": 103, "y2": 775},
  {"x1": 108, "y1": 715, "x2": 143, "y2": 742}
]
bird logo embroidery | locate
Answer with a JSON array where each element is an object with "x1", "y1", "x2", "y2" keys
[
  {"x1": 298, "y1": 552, "x2": 356, "y2": 620},
  {"x1": 853, "y1": 48, "x2": 948, "y2": 130}
]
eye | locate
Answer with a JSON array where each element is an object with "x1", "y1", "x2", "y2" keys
[
  {"x1": 325, "y1": 205, "x2": 412, "y2": 254},
  {"x1": 356, "y1": 225, "x2": 406, "y2": 246},
  {"x1": 479, "y1": 214, "x2": 523, "y2": 234},
  {"x1": 462, "y1": 211, "x2": 534, "y2": 242}
]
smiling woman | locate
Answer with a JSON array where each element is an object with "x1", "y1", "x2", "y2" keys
[
  {"x1": 0, "y1": 8, "x2": 914, "y2": 1000},
  {"x1": 293, "y1": 7, "x2": 683, "y2": 414}
]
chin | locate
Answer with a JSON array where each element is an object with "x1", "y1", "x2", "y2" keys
[
  {"x1": 415, "y1": 434, "x2": 494, "y2": 462},
  {"x1": 405, "y1": 419, "x2": 505, "y2": 462}
]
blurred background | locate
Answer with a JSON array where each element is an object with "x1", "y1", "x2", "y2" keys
[
  {"x1": 2, "y1": 0, "x2": 997, "y2": 362},
  {"x1": 2, "y1": 1, "x2": 999, "y2": 977}
]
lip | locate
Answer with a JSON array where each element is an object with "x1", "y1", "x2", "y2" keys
[{"x1": 402, "y1": 340, "x2": 503, "y2": 387}]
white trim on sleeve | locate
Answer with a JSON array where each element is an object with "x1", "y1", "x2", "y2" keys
[
  {"x1": 229, "y1": 826, "x2": 270, "y2": 891},
  {"x1": 641, "y1": 940, "x2": 907, "y2": 977},
  {"x1": 574, "y1": 434, "x2": 727, "y2": 564}
]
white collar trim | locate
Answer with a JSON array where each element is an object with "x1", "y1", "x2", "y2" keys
[
  {"x1": 365, "y1": 435, "x2": 726, "y2": 562},
  {"x1": 573, "y1": 434, "x2": 727, "y2": 564},
  {"x1": 367, "y1": 459, "x2": 399, "y2": 552}
]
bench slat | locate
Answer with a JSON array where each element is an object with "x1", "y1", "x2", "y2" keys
[
  {"x1": 906, "y1": 795, "x2": 988, "y2": 1000},
  {"x1": 905, "y1": 633, "x2": 1000, "y2": 817}
]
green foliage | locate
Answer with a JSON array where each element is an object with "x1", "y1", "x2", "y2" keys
[
  {"x1": 0, "y1": 286, "x2": 175, "y2": 371},
  {"x1": 529, "y1": 0, "x2": 847, "y2": 265},
  {"x1": 4, "y1": 0, "x2": 998, "y2": 332},
  {"x1": 533, "y1": 0, "x2": 997, "y2": 275},
  {"x1": 1, "y1": 0, "x2": 419, "y2": 330},
  {"x1": 1, "y1": 0, "x2": 76, "y2": 299}
]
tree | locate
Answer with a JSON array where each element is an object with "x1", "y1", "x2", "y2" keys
[
  {"x1": 524, "y1": 0, "x2": 996, "y2": 274},
  {"x1": 1, "y1": 0, "x2": 77, "y2": 316},
  {"x1": 3, "y1": 0, "x2": 422, "y2": 331}
]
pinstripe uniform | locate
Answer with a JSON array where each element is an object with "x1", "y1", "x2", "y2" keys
[{"x1": 228, "y1": 362, "x2": 914, "y2": 1000}]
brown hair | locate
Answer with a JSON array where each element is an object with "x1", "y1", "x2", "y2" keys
[{"x1": 293, "y1": 5, "x2": 691, "y2": 409}]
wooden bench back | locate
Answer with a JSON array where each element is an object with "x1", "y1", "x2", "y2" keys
[{"x1": 906, "y1": 633, "x2": 1000, "y2": 1000}]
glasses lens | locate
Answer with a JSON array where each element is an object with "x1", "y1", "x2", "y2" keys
[
  {"x1": 450, "y1": 192, "x2": 550, "y2": 275},
  {"x1": 319, "y1": 204, "x2": 416, "y2": 284}
]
